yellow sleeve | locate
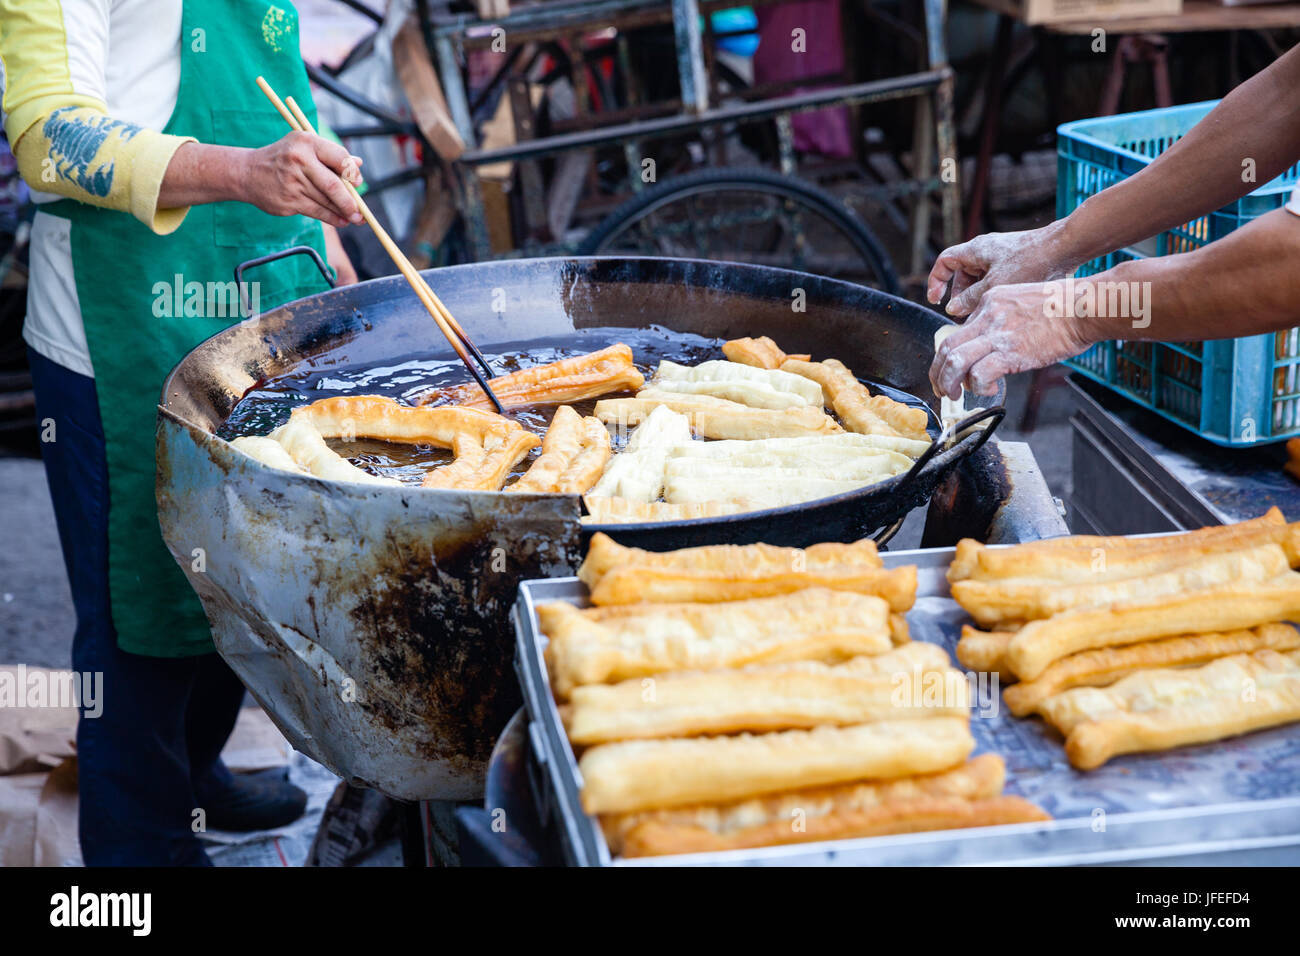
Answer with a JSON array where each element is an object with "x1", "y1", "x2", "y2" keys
[{"x1": 0, "y1": 0, "x2": 195, "y2": 234}]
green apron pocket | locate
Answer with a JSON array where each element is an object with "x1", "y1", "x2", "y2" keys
[{"x1": 211, "y1": 108, "x2": 316, "y2": 249}]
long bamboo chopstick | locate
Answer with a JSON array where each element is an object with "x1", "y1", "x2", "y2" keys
[{"x1": 254, "y1": 75, "x2": 505, "y2": 413}]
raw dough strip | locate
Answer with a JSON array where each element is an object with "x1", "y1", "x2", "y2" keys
[
  {"x1": 951, "y1": 543, "x2": 1291, "y2": 628},
  {"x1": 948, "y1": 508, "x2": 1293, "y2": 583},
  {"x1": 1036, "y1": 648, "x2": 1300, "y2": 770},
  {"x1": 578, "y1": 717, "x2": 976, "y2": 814},
  {"x1": 587, "y1": 405, "x2": 693, "y2": 502},
  {"x1": 539, "y1": 588, "x2": 895, "y2": 697},
  {"x1": 595, "y1": 393, "x2": 841, "y2": 440},
  {"x1": 664, "y1": 474, "x2": 904, "y2": 511},
  {"x1": 651, "y1": 359, "x2": 826, "y2": 408},
  {"x1": 417, "y1": 343, "x2": 644, "y2": 409},
  {"x1": 1005, "y1": 572, "x2": 1300, "y2": 680},
  {"x1": 721, "y1": 335, "x2": 810, "y2": 370},
  {"x1": 601, "y1": 753, "x2": 1006, "y2": 853},
  {"x1": 665, "y1": 453, "x2": 912, "y2": 484},
  {"x1": 581, "y1": 496, "x2": 749, "y2": 524},
  {"x1": 618, "y1": 795, "x2": 1049, "y2": 858},
  {"x1": 1003, "y1": 623, "x2": 1300, "y2": 717},
  {"x1": 668, "y1": 431, "x2": 931, "y2": 460},
  {"x1": 561, "y1": 646, "x2": 969, "y2": 744},
  {"x1": 781, "y1": 358, "x2": 930, "y2": 441}
]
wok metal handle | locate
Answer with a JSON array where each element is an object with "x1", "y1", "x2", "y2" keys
[
  {"x1": 889, "y1": 403, "x2": 1007, "y2": 497},
  {"x1": 234, "y1": 244, "x2": 336, "y2": 318}
]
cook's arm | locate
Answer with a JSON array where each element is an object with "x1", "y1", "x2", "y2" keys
[
  {"x1": 1, "y1": 0, "x2": 362, "y2": 232},
  {"x1": 929, "y1": 42, "x2": 1300, "y2": 316},
  {"x1": 930, "y1": 208, "x2": 1300, "y2": 397}
]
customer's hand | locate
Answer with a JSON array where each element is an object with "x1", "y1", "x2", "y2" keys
[
  {"x1": 239, "y1": 132, "x2": 365, "y2": 229},
  {"x1": 927, "y1": 224, "x2": 1080, "y2": 318},
  {"x1": 929, "y1": 279, "x2": 1099, "y2": 399}
]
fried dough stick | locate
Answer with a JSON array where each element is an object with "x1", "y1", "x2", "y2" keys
[
  {"x1": 948, "y1": 508, "x2": 1294, "y2": 583},
  {"x1": 952, "y1": 543, "x2": 1290, "y2": 627},
  {"x1": 781, "y1": 358, "x2": 930, "y2": 441},
  {"x1": 285, "y1": 393, "x2": 540, "y2": 491},
  {"x1": 722, "y1": 335, "x2": 810, "y2": 369},
  {"x1": 579, "y1": 532, "x2": 882, "y2": 586},
  {"x1": 420, "y1": 428, "x2": 540, "y2": 490},
  {"x1": 292, "y1": 394, "x2": 518, "y2": 446},
  {"x1": 540, "y1": 588, "x2": 896, "y2": 697},
  {"x1": 1003, "y1": 623, "x2": 1300, "y2": 717},
  {"x1": 956, "y1": 626, "x2": 1017, "y2": 682},
  {"x1": 1005, "y1": 572, "x2": 1300, "y2": 680},
  {"x1": 620, "y1": 796, "x2": 1050, "y2": 857},
  {"x1": 1038, "y1": 648, "x2": 1300, "y2": 769},
  {"x1": 506, "y1": 405, "x2": 610, "y2": 494},
  {"x1": 267, "y1": 418, "x2": 400, "y2": 486},
  {"x1": 577, "y1": 533, "x2": 912, "y2": 610},
  {"x1": 649, "y1": 359, "x2": 825, "y2": 409},
  {"x1": 602, "y1": 753, "x2": 1007, "y2": 854},
  {"x1": 578, "y1": 717, "x2": 976, "y2": 814},
  {"x1": 417, "y1": 344, "x2": 645, "y2": 409},
  {"x1": 561, "y1": 645, "x2": 966, "y2": 743},
  {"x1": 589, "y1": 563, "x2": 916, "y2": 610}
]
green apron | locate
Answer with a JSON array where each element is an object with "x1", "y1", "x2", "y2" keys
[{"x1": 44, "y1": 0, "x2": 327, "y2": 656}]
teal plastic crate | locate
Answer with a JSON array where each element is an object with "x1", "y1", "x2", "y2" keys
[{"x1": 1057, "y1": 101, "x2": 1300, "y2": 446}]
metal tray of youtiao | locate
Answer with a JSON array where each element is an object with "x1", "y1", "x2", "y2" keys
[{"x1": 511, "y1": 547, "x2": 1300, "y2": 866}]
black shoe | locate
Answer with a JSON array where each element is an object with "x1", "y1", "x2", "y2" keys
[{"x1": 199, "y1": 773, "x2": 308, "y2": 832}]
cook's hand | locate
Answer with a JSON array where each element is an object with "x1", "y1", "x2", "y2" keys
[
  {"x1": 929, "y1": 280, "x2": 1098, "y2": 399},
  {"x1": 239, "y1": 132, "x2": 365, "y2": 229},
  {"x1": 322, "y1": 223, "x2": 358, "y2": 285},
  {"x1": 927, "y1": 224, "x2": 1078, "y2": 318}
]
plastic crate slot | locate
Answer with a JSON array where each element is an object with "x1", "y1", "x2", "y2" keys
[{"x1": 1058, "y1": 100, "x2": 1299, "y2": 445}]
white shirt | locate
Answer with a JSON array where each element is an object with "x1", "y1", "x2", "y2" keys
[{"x1": 2, "y1": 0, "x2": 183, "y2": 377}]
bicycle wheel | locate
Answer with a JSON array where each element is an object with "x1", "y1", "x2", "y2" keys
[{"x1": 576, "y1": 168, "x2": 900, "y2": 293}]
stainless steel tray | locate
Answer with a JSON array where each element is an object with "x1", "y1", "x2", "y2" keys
[{"x1": 512, "y1": 546, "x2": 1300, "y2": 866}]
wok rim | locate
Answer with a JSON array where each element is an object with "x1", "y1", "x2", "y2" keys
[{"x1": 161, "y1": 254, "x2": 995, "y2": 531}]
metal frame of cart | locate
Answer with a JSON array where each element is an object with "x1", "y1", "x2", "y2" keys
[{"x1": 325, "y1": 0, "x2": 962, "y2": 276}]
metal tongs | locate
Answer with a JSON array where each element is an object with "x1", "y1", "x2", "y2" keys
[{"x1": 255, "y1": 76, "x2": 506, "y2": 414}]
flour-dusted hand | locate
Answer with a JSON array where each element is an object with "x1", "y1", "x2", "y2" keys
[
  {"x1": 927, "y1": 224, "x2": 1081, "y2": 318},
  {"x1": 929, "y1": 280, "x2": 1099, "y2": 399}
]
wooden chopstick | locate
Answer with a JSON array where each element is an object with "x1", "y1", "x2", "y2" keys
[{"x1": 254, "y1": 76, "x2": 506, "y2": 414}]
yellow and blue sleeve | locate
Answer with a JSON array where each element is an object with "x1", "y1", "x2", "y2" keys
[{"x1": 0, "y1": 0, "x2": 196, "y2": 233}]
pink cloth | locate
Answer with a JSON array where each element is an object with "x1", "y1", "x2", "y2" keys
[{"x1": 753, "y1": 1, "x2": 852, "y2": 158}]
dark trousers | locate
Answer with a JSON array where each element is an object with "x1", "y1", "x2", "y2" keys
[{"x1": 29, "y1": 350, "x2": 246, "y2": 866}]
